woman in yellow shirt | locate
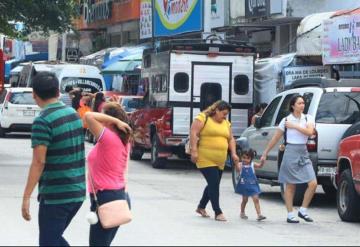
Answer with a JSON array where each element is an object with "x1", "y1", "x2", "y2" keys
[{"x1": 190, "y1": 100, "x2": 239, "y2": 221}]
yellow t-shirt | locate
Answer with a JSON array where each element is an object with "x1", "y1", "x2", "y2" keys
[{"x1": 196, "y1": 112, "x2": 231, "y2": 170}]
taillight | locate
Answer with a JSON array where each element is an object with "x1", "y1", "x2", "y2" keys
[
  {"x1": 163, "y1": 110, "x2": 172, "y2": 130},
  {"x1": 351, "y1": 88, "x2": 360, "y2": 92},
  {"x1": 307, "y1": 133, "x2": 317, "y2": 152}
]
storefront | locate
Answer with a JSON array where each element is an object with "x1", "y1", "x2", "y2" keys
[{"x1": 75, "y1": 0, "x2": 140, "y2": 55}]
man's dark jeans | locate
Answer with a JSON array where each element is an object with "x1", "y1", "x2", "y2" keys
[
  {"x1": 198, "y1": 167, "x2": 223, "y2": 216},
  {"x1": 89, "y1": 189, "x2": 131, "y2": 247},
  {"x1": 38, "y1": 200, "x2": 83, "y2": 246}
]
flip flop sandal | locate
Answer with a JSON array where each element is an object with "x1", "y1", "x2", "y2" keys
[
  {"x1": 257, "y1": 215, "x2": 266, "y2": 221},
  {"x1": 196, "y1": 208, "x2": 210, "y2": 218},
  {"x1": 240, "y1": 213, "x2": 248, "y2": 220}
]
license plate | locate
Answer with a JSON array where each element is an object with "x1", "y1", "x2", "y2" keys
[
  {"x1": 23, "y1": 110, "x2": 35, "y2": 116},
  {"x1": 318, "y1": 166, "x2": 336, "y2": 176}
]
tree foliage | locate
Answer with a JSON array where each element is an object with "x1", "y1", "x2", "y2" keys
[{"x1": 0, "y1": 0, "x2": 79, "y2": 38}]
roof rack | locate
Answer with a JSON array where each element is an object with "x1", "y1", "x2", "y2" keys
[{"x1": 286, "y1": 77, "x2": 360, "y2": 89}]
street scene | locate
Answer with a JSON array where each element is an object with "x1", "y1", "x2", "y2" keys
[{"x1": 1, "y1": 0, "x2": 360, "y2": 246}]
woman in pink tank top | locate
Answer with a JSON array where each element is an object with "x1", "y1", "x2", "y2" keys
[{"x1": 84, "y1": 102, "x2": 132, "y2": 246}]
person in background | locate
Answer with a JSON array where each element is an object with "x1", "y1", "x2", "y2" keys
[
  {"x1": 190, "y1": 100, "x2": 239, "y2": 222},
  {"x1": 59, "y1": 85, "x2": 73, "y2": 107},
  {"x1": 251, "y1": 103, "x2": 268, "y2": 125},
  {"x1": 84, "y1": 102, "x2": 132, "y2": 246},
  {"x1": 92, "y1": 92, "x2": 106, "y2": 113},
  {"x1": 21, "y1": 72, "x2": 85, "y2": 246}
]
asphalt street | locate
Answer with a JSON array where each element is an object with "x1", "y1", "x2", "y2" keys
[{"x1": 0, "y1": 134, "x2": 359, "y2": 246}]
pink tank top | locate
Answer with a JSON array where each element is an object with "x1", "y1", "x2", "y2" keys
[{"x1": 87, "y1": 128, "x2": 130, "y2": 193}]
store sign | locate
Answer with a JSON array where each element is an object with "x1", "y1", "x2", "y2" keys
[
  {"x1": 209, "y1": 0, "x2": 225, "y2": 29},
  {"x1": 61, "y1": 77, "x2": 104, "y2": 93},
  {"x1": 154, "y1": 0, "x2": 203, "y2": 37},
  {"x1": 323, "y1": 15, "x2": 360, "y2": 64},
  {"x1": 140, "y1": 0, "x2": 153, "y2": 39},
  {"x1": 245, "y1": 0, "x2": 270, "y2": 18},
  {"x1": 283, "y1": 66, "x2": 331, "y2": 86},
  {"x1": 0, "y1": 49, "x2": 4, "y2": 92},
  {"x1": 84, "y1": 0, "x2": 113, "y2": 24}
]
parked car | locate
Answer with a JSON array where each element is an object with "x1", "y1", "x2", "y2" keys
[
  {"x1": 119, "y1": 95, "x2": 143, "y2": 114},
  {"x1": 0, "y1": 88, "x2": 41, "y2": 137},
  {"x1": 234, "y1": 78, "x2": 360, "y2": 204},
  {"x1": 334, "y1": 125, "x2": 360, "y2": 222}
]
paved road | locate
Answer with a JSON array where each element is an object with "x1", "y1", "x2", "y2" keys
[{"x1": 0, "y1": 134, "x2": 359, "y2": 246}]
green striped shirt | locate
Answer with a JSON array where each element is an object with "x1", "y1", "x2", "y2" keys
[{"x1": 31, "y1": 101, "x2": 86, "y2": 205}]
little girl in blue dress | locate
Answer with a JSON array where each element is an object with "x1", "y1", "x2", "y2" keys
[{"x1": 235, "y1": 149, "x2": 266, "y2": 221}]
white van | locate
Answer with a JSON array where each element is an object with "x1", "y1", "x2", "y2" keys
[
  {"x1": 15, "y1": 62, "x2": 106, "y2": 93},
  {"x1": 52, "y1": 64, "x2": 106, "y2": 93}
]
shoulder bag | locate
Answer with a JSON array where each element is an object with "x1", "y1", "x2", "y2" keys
[{"x1": 88, "y1": 165, "x2": 132, "y2": 229}]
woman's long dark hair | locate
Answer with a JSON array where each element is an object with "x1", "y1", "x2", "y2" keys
[
  {"x1": 93, "y1": 92, "x2": 105, "y2": 112},
  {"x1": 102, "y1": 102, "x2": 131, "y2": 145},
  {"x1": 72, "y1": 91, "x2": 82, "y2": 111}
]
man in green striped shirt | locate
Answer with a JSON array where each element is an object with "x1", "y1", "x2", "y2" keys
[{"x1": 22, "y1": 72, "x2": 86, "y2": 246}]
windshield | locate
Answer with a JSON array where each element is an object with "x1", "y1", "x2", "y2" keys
[
  {"x1": 121, "y1": 98, "x2": 139, "y2": 113},
  {"x1": 9, "y1": 92, "x2": 36, "y2": 105},
  {"x1": 316, "y1": 92, "x2": 360, "y2": 124},
  {"x1": 60, "y1": 77, "x2": 104, "y2": 94}
]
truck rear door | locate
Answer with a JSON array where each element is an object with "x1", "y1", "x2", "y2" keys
[{"x1": 191, "y1": 63, "x2": 231, "y2": 120}]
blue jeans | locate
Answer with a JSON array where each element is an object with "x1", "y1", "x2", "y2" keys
[
  {"x1": 38, "y1": 200, "x2": 83, "y2": 246},
  {"x1": 198, "y1": 167, "x2": 223, "y2": 216},
  {"x1": 89, "y1": 189, "x2": 131, "y2": 247}
]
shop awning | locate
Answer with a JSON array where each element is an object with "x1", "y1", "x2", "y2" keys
[
  {"x1": 101, "y1": 59, "x2": 142, "y2": 75},
  {"x1": 296, "y1": 11, "x2": 335, "y2": 56}
]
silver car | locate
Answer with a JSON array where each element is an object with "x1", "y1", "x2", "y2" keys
[{"x1": 233, "y1": 78, "x2": 360, "y2": 204}]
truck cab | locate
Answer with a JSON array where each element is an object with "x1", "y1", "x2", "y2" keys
[{"x1": 129, "y1": 41, "x2": 255, "y2": 168}]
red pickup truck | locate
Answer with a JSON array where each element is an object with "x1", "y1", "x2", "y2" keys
[{"x1": 335, "y1": 124, "x2": 360, "y2": 222}]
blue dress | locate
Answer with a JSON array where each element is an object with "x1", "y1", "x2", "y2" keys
[{"x1": 235, "y1": 162, "x2": 261, "y2": 196}]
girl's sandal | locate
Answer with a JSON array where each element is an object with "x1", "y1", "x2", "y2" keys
[
  {"x1": 196, "y1": 208, "x2": 210, "y2": 218},
  {"x1": 240, "y1": 213, "x2": 248, "y2": 220},
  {"x1": 257, "y1": 215, "x2": 266, "y2": 221}
]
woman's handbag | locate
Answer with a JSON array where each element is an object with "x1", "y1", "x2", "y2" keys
[{"x1": 88, "y1": 166, "x2": 132, "y2": 229}]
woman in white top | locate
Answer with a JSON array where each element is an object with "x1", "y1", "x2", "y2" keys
[{"x1": 260, "y1": 95, "x2": 317, "y2": 223}]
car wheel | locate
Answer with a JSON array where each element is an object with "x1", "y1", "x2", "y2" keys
[
  {"x1": 337, "y1": 169, "x2": 360, "y2": 222},
  {"x1": 130, "y1": 147, "x2": 144, "y2": 161},
  {"x1": 151, "y1": 135, "x2": 166, "y2": 169},
  {"x1": 0, "y1": 126, "x2": 6, "y2": 138},
  {"x1": 280, "y1": 183, "x2": 307, "y2": 206},
  {"x1": 322, "y1": 184, "x2": 337, "y2": 199}
]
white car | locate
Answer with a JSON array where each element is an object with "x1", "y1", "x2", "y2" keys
[{"x1": 0, "y1": 88, "x2": 41, "y2": 137}]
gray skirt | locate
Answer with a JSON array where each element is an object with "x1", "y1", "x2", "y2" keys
[{"x1": 279, "y1": 144, "x2": 316, "y2": 184}]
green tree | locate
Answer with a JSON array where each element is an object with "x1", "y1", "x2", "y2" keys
[{"x1": 0, "y1": 0, "x2": 79, "y2": 37}]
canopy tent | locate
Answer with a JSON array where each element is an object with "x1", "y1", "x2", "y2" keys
[
  {"x1": 101, "y1": 59, "x2": 142, "y2": 75},
  {"x1": 102, "y1": 46, "x2": 146, "y2": 69}
]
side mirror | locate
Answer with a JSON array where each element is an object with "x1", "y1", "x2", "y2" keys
[{"x1": 254, "y1": 116, "x2": 262, "y2": 129}]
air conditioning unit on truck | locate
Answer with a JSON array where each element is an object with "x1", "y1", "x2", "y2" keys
[{"x1": 129, "y1": 41, "x2": 255, "y2": 168}]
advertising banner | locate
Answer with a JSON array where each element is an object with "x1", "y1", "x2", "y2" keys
[
  {"x1": 209, "y1": 0, "x2": 225, "y2": 29},
  {"x1": 245, "y1": 0, "x2": 270, "y2": 18},
  {"x1": 140, "y1": 0, "x2": 153, "y2": 39},
  {"x1": 323, "y1": 15, "x2": 360, "y2": 64},
  {"x1": 283, "y1": 66, "x2": 331, "y2": 86},
  {"x1": 154, "y1": 0, "x2": 203, "y2": 37}
]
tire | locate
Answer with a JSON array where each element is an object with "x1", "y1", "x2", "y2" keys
[
  {"x1": 280, "y1": 183, "x2": 307, "y2": 206},
  {"x1": 0, "y1": 127, "x2": 6, "y2": 138},
  {"x1": 322, "y1": 184, "x2": 337, "y2": 199},
  {"x1": 151, "y1": 135, "x2": 167, "y2": 169},
  {"x1": 130, "y1": 147, "x2": 144, "y2": 160},
  {"x1": 337, "y1": 169, "x2": 360, "y2": 222}
]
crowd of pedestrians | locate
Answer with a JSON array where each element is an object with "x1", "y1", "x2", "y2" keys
[{"x1": 20, "y1": 72, "x2": 318, "y2": 246}]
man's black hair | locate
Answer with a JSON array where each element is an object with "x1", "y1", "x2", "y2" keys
[
  {"x1": 65, "y1": 85, "x2": 73, "y2": 93},
  {"x1": 32, "y1": 72, "x2": 59, "y2": 100}
]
